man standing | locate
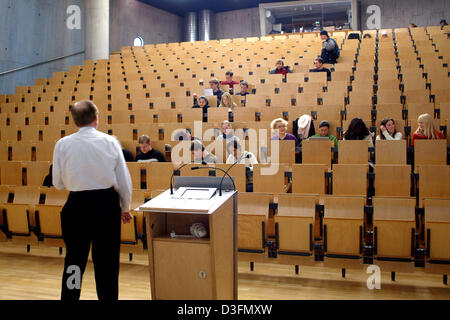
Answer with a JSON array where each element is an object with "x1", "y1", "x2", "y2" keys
[
  {"x1": 320, "y1": 30, "x2": 339, "y2": 64},
  {"x1": 53, "y1": 100, "x2": 132, "y2": 301}
]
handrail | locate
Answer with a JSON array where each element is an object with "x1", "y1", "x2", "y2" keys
[{"x1": 0, "y1": 51, "x2": 85, "y2": 76}]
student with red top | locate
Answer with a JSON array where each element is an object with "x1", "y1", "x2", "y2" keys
[
  {"x1": 411, "y1": 113, "x2": 445, "y2": 146},
  {"x1": 220, "y1": 71, "x2": 240, "y2": 94},
  {"x1": 269, "y1": 59, "x2": 292, "y2": 78}
]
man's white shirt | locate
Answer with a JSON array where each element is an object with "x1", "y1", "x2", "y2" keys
[{"x1": 52, "y1": 126, "x2": 132, "y2": 212}]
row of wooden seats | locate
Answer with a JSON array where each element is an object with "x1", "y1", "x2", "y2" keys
[
  {"x1": 237, "y1": 192, "x2": 450, "y2": 282},
  {"x1": 0, "y1": 185, "x2": 150, "y2": 259},
  {"x1": 1, "y1": 186, "x2": 448, "y2": 280},
  {"x1": 0, "y1": 129, "x2": 447, "y2": 163}
]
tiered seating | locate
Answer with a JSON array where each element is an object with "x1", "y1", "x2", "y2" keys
[{"x1": 0, "y1": 28, "x2": 448, "y2": 283}]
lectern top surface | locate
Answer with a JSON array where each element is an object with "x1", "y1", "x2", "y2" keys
[{"x1": 137, "y1": 189, "x2": 235, "y2": 214}]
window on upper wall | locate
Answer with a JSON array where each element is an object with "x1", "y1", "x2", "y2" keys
[{"x1": 133, "y1": 36, "x2": 144, "y2": 47}]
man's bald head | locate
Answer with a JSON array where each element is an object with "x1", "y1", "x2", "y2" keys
[{"x1": 71, "y1": 100, "x2": 99, "y2": 127}]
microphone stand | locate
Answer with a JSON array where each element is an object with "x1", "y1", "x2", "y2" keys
[
  {"x1": 170, "y1": 160, "x2": 206, "y2": 194},
  {"x1": 190, "y1": 166, "x2": 236, "y2": 195},
  {"x1": 217, "y1": 153, "x2": 250, "y2": 196}
]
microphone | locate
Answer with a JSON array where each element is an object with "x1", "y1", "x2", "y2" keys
[
  {"x1": 170, "y1": 160, "x2": 207, "y2": 194},
  {"x1": 218, "y1": 153, "x2": 251, "y2": 196},
  {"x1": 190, "y1": 166, "x2": 236, "y2": 194}
]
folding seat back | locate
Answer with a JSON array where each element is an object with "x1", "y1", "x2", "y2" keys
[
  {"x1": 302, "y1": 139, "x2": 333, "y2": 168},
  {"x1": 375, "y1": 139, "x2": 406, "y2": 164},
  {"x1": 414, "y1": 139, "x2": 446, "y2": 172},
  {"x1": 237, "y1": 193, "x2": 271, "y2": 254},
  {"x1": 146, "y1": 162, "x2": 177, "y2": 191},
  {"x1": 127, "y1": 162, "x2": 144, "y2": 190},
  {"x1": 292, "y1": 164, "x2": 328, "y2": 196},
  {"x1": 34, "y1": 188, "x2": 69, "y2": 243},
  {"x1": 212, "y1": 164, "x2": 246, "y2": 193},
  {"x1": 34, "y1": 141, "x2": 56, "y2": 162},
  {"x1": 121, "y1": 190, "x2": 147, "y2": 247},
  {"x1": 0, "y1": 160, "x2": 22, "y2": 186},
  {"x1": 264, "y1": 139, "x2": 296, "y2": 165},
  {"x1": 253, "y1": 164, "x2": 288, "y2": 193},
  {"x1": 24, "y1": 161, "x2": 50, "y2": 186},
  {"x1": 206, "y1": 108, "x2": 229, "y2": 123},
  {"x1": 323, "y1": 196, "x2": 365, "y2": 260},
  {"x1": 424, "y1": 199, "x2": 450, "y2": 265},
  {"x1": 417, "y1": 165, "x2": 450, "y2": 206},
  {"x1": 275, "y1": 194, "x2": 318, "y2": 256},
  {"x1": 332, "y1": 164, "x2": 368, "y2": 196},
  {"x1": 2, "y1": 186, "x2": 41, "y2": 239},
  {"x1": 338, "y1": 140, "x2": 370, "y2": 164},
  {"x1": 373, "y1": 197, "x2": 416, "y2": 263},
  {"x1": 9, "y1": 142, "x2": 32, "y2": 161}
]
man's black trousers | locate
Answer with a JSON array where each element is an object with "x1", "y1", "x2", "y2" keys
[{"x1": 60, "y1": 187, "x2": 122, "y2": 301}]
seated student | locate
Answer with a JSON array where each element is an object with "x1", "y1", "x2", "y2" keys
[
  {"x1": 293, "y1": 114, "x2": 316, "y2": 146},
  {"x1": 381, "y1": 30, "x2": 389, "y2": 38},
  {"x1": 363, "y1": 33, "x2": 372, "y2": 39},
  {"x1": 269, "y1": 59, "x2": 293, "y2": 78},
  {"x1": 191, "y1": 141, "x2": 217, "y2": 164},
  {"x1": 219, "y1": 92, "x2": 237, "y2": 111},
  {"x1": 320, "y1": 30, "x2": 340, "y2": 64},
  {"x1": 440, "y1": 19, "x2": 448, "y2": 29},
  {"x1": 309, "y1": 120, "x2": 339, "y2": 148},
  {"x1": 226, "y1": 140, "x2": 258, "y2": 170},
  {"x1": 409, "y1": 23, "x2": 417, "y2": 28},
  {"x1": 220, "y1": 71, "x2": 240, "y2": 94},
  {"x1": 343, "y1": 118, "x2": 374, "y2": 148},
  {"x1": 209, "y1": 78, "x2": 225, "y2": 105},
  {"x1": 376, "y1": 118, "x2": 403, "y2": 141},
  {"x1": 411, "y1": 113, "x2": 445, "y2": 146},
  {"x1": 192, "y1": 95, "x2": 210, "y2": 122},
  {"x1": 135, "y1": 134, "x2": 166, "y2": 162},
  {"x1": 309, "y1": 57, "x2": 332, "y2": 81},
  {"x1": 216, "y1": 120, "x2": 240, "y2": 143},
  {"x1": 113, "y1": 135, "x2": 134, "y2": 162},
  {"x1": 235, "y1": 81, "x2": 251, "y2": 96},
  {"x1": 270, "y1": 118, "x2": 299, "y2": 147},
  {"x1": 42, "y1": 164, "x2": 53, "y2": 187}
]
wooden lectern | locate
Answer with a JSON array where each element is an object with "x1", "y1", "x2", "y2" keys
[{"x1": 138, "y1": 176, "x2": 237, "y2": 300}]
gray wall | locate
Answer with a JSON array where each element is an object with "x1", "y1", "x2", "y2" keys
[
  {"x1": 214, "y1": 8, "x2": 260, "y2": 39},
  {"x1": 0, "y1": 0, "x2": 85, "y2": 95},
  {"x1": 109, "y1": 0, "x2": 183, "y2": 52},
  {"x1": 360, "y1": 0, "x2": 450, "y2": 30}
]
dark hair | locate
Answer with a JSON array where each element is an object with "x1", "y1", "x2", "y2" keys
[
  {"x1": 440, "y1": 19, "x2": 448, "y2": 25},
  {"x1": 344, "y1": 118, "x2": 370, "y2": 140},
  {"x1": 363, "y1": 33, "x2": 372, "y2": 38},
  {"x1": 319, "y1": 120, "x2": 330, "y2": 128},
  {"x1": 315, "y1": 57, "x2": 324, "y2": 65},
  {"x1": 276, "y1": 59, "x2": 284, "y2": 66},
  {"x1": 71, "y1": 100, "x2": 99, "y2": 127},
  {"x1": 379, "y1": 118, "x2": 397, "y2": 140},
  {"x1": 240, "y1": 81, "x2": 249, "y2": 88},
  {"x1": 320, "y1": 30, "x2": 329, "y2": 37},
  {"x1": 225, "y1": 71, "x2": 234, "y2": 77},
  {"x1": 198, "y1": 96, "x2": 209, "y2": 105}
]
